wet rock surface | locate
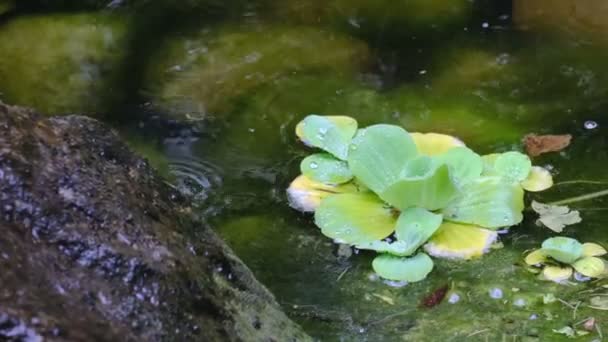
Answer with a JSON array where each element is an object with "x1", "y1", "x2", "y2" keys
[{"x1": 0, "y1": 101, "x2": 311, "y2": 341}]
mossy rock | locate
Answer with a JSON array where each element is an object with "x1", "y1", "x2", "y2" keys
[
  {"x1": 144, "y1": 24, "x2": 370, "y2": 119},
  {"x1": 429, "y1": 43, "x2": 608, "y2": 130},
  {"x1": 332, "y1": 0, "x2": 472, "y2": 28},
  {"x1": 0, "y1": 13, "x2": 128, "y2": 115},
  {"x1": 264, "y1": 0, "x2": 472, "y2": 37}
]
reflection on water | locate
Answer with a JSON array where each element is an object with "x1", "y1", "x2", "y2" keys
[{"x1": 2, "y1": 0, "x2": 608, "y2": 340}]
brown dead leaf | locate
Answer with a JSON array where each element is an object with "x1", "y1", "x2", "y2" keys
[{"x1": 523, "y1": 133, "x2": 572, "y2": 157}]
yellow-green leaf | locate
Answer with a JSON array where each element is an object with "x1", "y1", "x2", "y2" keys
[
  {"x1": 525, "y1": 249, "x2": 547, "y2": 266},
  {"x1": 423, "y1": 221, "x2": 498, "y2": 260},
  {"x1": 542, "y1": 266, "x2": 573, "y2": 283},
  {"x1": 521, "y1": 166, "x2": 553, "y2": 192},
  {"x1": 410, "y1": 132, "x2": 465, "y2": 156},
  {"x1": 286, "y1": 175, "x2": 359, "y2": 212},
  {"x1": 572, "y1": 257, "x2": 606, "y2": 278},
  {"x1": 582, "y1": 243, "x2": 608, "y2": 257},
  {"x1": 314, "y1": 193, "x2": 396, "y2": 245}
]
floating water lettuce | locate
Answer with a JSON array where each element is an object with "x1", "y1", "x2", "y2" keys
[
  {"x1": 525, "y1": 237, "x2": 608, "y2": 283},
  {"x1": 287, "y1": 115, "x2": 554, "y2": 283}
]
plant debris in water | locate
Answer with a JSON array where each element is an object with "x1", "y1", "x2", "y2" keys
[
  {"x1": 523, "y1": 133, "x2": 572, "y2": 157},
  {"x1": 287, "y1": 115, "x2": 554, "y2": 283},
  {"x1": 531, "y1": 200, "x2": 582, "y2": 233},
  {"x1": 419, "y1": 284, "x2": 449, "y2": 308}
]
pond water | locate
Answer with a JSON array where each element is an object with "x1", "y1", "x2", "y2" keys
[{"x1": 2, "y1": 0, "x2": 608, "y2": 340}]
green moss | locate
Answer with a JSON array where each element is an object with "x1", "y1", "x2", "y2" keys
[
  {"x1": 144, "y1": 24, "x2": 370, "y2": 118},
  {"x1": 0, "y1": 13, "x2": 128, "y2": 115}
]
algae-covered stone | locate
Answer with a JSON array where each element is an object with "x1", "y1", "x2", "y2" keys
[
  {"x1": 332, "y1": 0, "x2": 471, "y2": 28},
  {"x1": 145, "y1": 25, "x2": 369, "y2": 118},
  {"x1": 514, "y1": 0, "x2": 608, "y2": 43},
  {"x1": 0, "y1": 14, "x2": 128, "y2": 115},
  {"x1": 430, "y1": 44, "x2": 608, "y2": 132}
]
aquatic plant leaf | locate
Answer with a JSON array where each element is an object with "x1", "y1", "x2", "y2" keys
[
  {"x1": 381, "y1": 161, "x2": 457, "y2": 211},
  {"x1": 572, "y1": 257, "x2": 606, "y2": 278},
  {"x1": 541, "y1": 237, "x2": 583, "y2": 264},
  {"x1": 494, "y1": 151, "x2": 532, "y2": 182},
  {"x1": 481, "y1": 153, "x2": 500, "y2": 176},
  {"x1": 355, "y1": 240, "x2": 414, "y2": 256},
  {"x1": 582, "y1": 243, "x2": 608, "y2": 257},
  {"x1": 286, "y1": 175, "x2": 360, "y2": 212},
  {"x1": 424, "y1": 222, "x2": 498, "y2": 260},
  {"x1": 300, "y1": 153, "x2": 353, "y2": 184},
  {"x1": 442, "y1": 177, "x2": 524, "y2": 229},
  {"x1": 314, "y1": 193, "x2": 396, "y2": 245},
  {"x1": 410, "y1": 132, "x2": 465, "y2": 156},
  {"x1": 531, "y1": 201, "x2": 581, "y2": 233},
  {"x1": 295, "y1": 115, "x2": 357, "y2": 160},
  {"x1": 525, "y1": 249, "x2": 548, "y2": 266},
  {"x1": 347, "y1": 124, "x2": 418, "y2": 194},
  {"x1": 542, "y1": 266, "x2": 573, "y2": 283},
  {"x1": 372, "y1": 253, "x2": 434, "y2": 282},
  {"x1": 521, "y1": 166, "x2": 553, "y2": 192},
  {"x1": 394, "y1": 207, "x2": 443, "y2": 251},
  {"x1": 552, "y1": 326, "x2": 576, "y2": 338},
  {"x1": 523, "y1": 133, "x2": 572, "y2": 157},
  {"x1": 436, "y1": 147, "x2": 483, "y2": 185}
]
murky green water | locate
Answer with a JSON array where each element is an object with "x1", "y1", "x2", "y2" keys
[{"x1": 2, "y1": 1, "x2": 608, "y2": 340}]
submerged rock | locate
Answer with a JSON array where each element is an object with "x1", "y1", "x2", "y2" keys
[
  {"x1": 0, "y1": 101, "x2": 311, "y2": 341},
  {"x1": 144, "y1": 24, "x2": 370, "y2": 118},
  {"x1": 514, "y1": 0, "x2": 608, "y2": 42},
  {"x1": 0, "y1": 14, "x2": 128, "y2": 115}
]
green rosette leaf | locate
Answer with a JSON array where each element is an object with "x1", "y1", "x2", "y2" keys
[
  {"x1": 314, "y1": 193, "x2": 396, "y2": 245},
  {"x1": 300, "y1": 153, "x2": 353, "y2": 184},
  {"x1": 348, "y1": 124, "x2": 418, "y2": 194}
]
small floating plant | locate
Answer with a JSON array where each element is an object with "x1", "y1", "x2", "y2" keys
[
  {"x1": 525, "y1": 237, "x2": 608, "y2": 283},
  {"x1": 287, "y1": 115, "x2": 553, "y2": 283}
]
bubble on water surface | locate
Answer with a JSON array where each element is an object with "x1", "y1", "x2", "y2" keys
[
  {"x1": 383, "y1": 280, "x2": 408, "y2": 288},
  {"x1": 584, "y1": 120, "x2": 598, "y2": 130},
  {"x1": 489, "y1": 288, "x2": 503, "y2": 299},
  {"x1": 513, "y1": 298, "x2": 527, "y2": 307},
  {"x1": 448, "y1": 293, "x2": 460, "y2": 304},
  {"x1": 309, "y1": 162, "x2": 318, "y2": 169}
]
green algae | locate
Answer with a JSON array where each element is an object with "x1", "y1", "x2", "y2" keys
[
  {"x1": 0, "y1": 13, "x2": 128, "y2": 115},
  {"x1": 215, "y1": 205, "x2": 608, "y2": 341}
]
